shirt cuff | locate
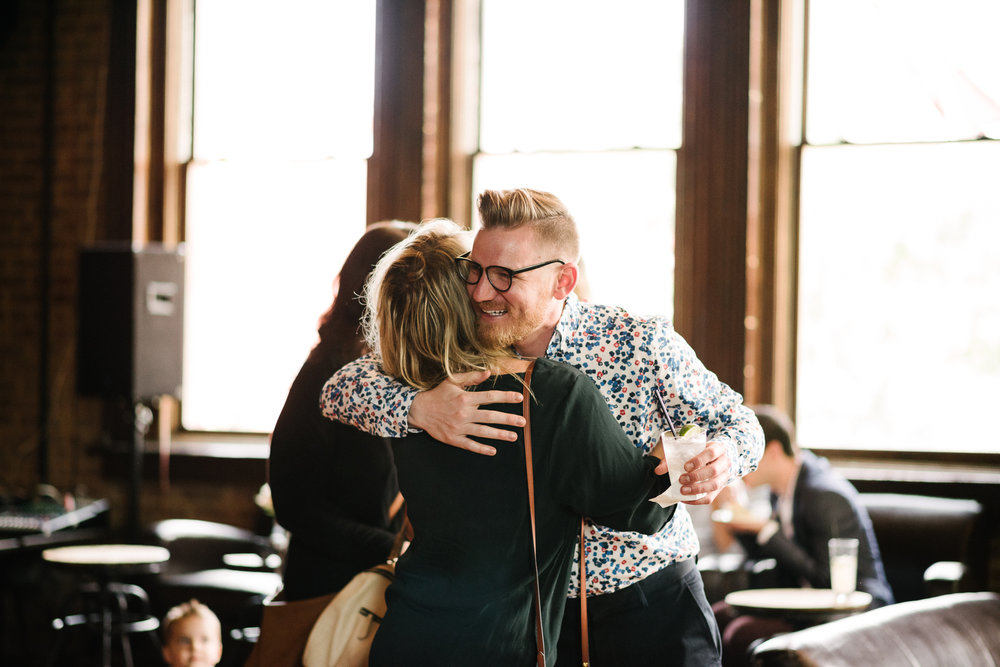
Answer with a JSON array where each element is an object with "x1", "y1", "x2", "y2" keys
[{"x1": 716, "y1": 437, "x2": 738, "y2": 484}]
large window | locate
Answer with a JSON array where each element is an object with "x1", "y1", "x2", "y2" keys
[
  {"x1": 796, "y1": 0, "x2": 1000, "y2": 453},
  {"x1": 174, "y1": 1, "x2": 1000, "y2": 454},
  {"x1": 474, "y1": 0, "x2": 684, "y2": 318},
  {"x1": 182, "y1": 0, "x2": 682, "y2": 433},
  {"x1": 181, "y1": 1, "x2": 376, "y2": 432}
]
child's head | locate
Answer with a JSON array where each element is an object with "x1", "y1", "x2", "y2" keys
[{"x1": 161, "y1": 599, "x2": 223, "y2": 667}]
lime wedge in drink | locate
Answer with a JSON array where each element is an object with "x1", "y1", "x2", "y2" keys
[{"x1": 678, "y1": 423, "x2": 702, "y2": 437}]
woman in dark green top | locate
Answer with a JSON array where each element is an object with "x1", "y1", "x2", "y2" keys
[{"x1": 363, "y1": 220, "x2": 674, "y2": 665}]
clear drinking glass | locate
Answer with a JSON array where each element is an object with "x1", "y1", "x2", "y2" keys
[
  {"x1": 651, "y1": 430, "x2": 708, "y2": 507},
  {"x1": 829, "y1": 537, "x2": 859, "y2": 605}
]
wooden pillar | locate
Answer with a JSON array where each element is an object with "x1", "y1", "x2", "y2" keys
[
  {"x1": 368, "y1": 0, "x2": 427, "y2": 224},
  {"x1": 103, "y1": 0, "x2": 138, "y2": 241},
  {"x1": 675, "y1": 0, "x2": 752, "y2": 393}
]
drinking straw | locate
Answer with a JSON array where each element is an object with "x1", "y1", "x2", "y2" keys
[{"x1": 654, "y1": 389, "x2": 678, "y2": 438}]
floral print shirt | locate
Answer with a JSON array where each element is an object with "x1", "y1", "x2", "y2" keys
[{"x1": 321, "y1": 293, "x2": 763, "y2": 596}]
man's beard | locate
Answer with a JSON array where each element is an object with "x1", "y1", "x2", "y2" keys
[{"x1": 477, "y1": 300, "x2": 547, "y2": 351}]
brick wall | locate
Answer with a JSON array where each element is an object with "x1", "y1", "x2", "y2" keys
[{"x1": 0, "y1": 0, "x2": 262, "y2": 532}]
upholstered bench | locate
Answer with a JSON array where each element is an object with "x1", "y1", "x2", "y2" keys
[
  {"x1": 859, "y1": 493, "x2": 986, "y2": 601},
  {"x1": 751, "y1": 591, "x2": 1000, "y2": 667}
]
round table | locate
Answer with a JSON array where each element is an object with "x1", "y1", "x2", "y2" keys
[
  {"x1": 43, "y1": 544, "x2": 170, "y2": 667},
  {"x1": 43, "y1": 544, "x2": 170, "y2": 568},
  {"x1": 725, "y1": 588, "x2": 873, "y2": 627}
]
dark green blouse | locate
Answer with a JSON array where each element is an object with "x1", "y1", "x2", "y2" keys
[{"x1": 370, "y1": 358, "x2": 674, "y2": 666}]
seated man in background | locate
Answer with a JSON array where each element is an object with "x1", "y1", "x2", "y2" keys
[{"x1": 713, "y1": 404, "x2": 893, "y2": 666}]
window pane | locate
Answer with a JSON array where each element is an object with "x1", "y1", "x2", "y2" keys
[
  {"x1": 193, "y1": 0, "x2": 375, "y2": 160},
  {"x1": 473, "y1": 151, "x2": 675, "y2": 319},
  {"x1": 183, "y1": 160, "x2": 367, "y2": 432},
  {"x1": 797, "y1": 142, "x2": 1000, "y2": 453},
  {"x1": 480, "y1": 0, "x2": 684, "y2": 152},
  {"x1": 477, "y1": 0, "x2": 683, "y2": 320},
  {"x1": 184, "y1": 2, "x2": 375, "y2": 433},
  {"x1": 808, "y1": 0, "x2": 1000, "y2": 144}
]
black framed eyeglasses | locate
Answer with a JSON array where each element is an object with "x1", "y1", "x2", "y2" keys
[{"x1": 454, "y1": 254, "x2": 566, "y2": 293}]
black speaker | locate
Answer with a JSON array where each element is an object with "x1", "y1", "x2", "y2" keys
[{"x1": 77, "y1": 243, "x2": 185, "y2": 400}]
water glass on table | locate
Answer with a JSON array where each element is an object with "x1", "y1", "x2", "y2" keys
[{"x1": 829, "y1": 537, "x2": 859, "y2": 605}]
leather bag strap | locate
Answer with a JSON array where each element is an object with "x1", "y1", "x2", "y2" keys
[
  {"x1": 388, "y1": 490, "x2": 405, "y2": 521},
  {"x1": 523, "y1": 362, "x2": 591, "y2": 666},
  {"x1": 522, "y1": 361, "x2": 546, "y2": 667},
  {"x1": 580, "y1": 517, "x2": 590, "y2": 666}
]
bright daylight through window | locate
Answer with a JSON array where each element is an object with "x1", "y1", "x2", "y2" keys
[
  {"x1": 182, "y1": 1, "x2": 375, "y2": 432},
  {"x1": 475, "y1": 0, "x2": 684, "y2": 320},
  {"x1": 796, "y1": 0, "x2": 1000, "y2": 453}
]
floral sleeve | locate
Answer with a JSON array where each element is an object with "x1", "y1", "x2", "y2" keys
[
  {"x1": 650, "y1": 320, "x2": 764, "y2": 481},
  {"x1": 320, "y1": 353, "x2": 418, "y2": 438}
]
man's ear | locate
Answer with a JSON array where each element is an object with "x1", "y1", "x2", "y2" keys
[{"x1": 552, "y1": 262, "x2": 579, "y2": 300}]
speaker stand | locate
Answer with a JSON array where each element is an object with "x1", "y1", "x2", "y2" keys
[{"x1": 128, "y1": 402, "x2": 154, "y2": 541}]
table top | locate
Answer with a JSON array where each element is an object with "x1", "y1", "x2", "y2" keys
[
  {"x1": 42, "y1": 543, "x2": 170, "y2": 566},
  {"x1": 725, "y1": 588, "x2": 873, "y2": 614},
  {"x1": 222, "y1": 552, "x2": 282, "y2": 571}
]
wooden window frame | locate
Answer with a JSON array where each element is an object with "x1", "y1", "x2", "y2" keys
[{"x1": 130, "y1": 0, "x2": 997, "y2": 466}]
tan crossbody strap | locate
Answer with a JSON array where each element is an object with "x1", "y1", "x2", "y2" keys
[
  {"x1": 523, "y1": 362, "x2": 590, "y2": 667},
  {"x1": 387, "y1": 491, "x2": 411, "y2": 562},
  {"x1": 580, "y1": 517, "x2": 590, "y2": 666},
  {"x1": 388, "y1": 490, "x2": 405, "y2": 521},
  {"x1": 522, "y1": 361, "x2": 546, "y2": 667}
]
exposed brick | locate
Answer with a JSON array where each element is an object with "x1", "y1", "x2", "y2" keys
[{"x1": 1, "y1": 0, "x2": 260, "y2": 533}]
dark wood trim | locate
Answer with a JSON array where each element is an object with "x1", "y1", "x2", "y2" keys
[
  {"x1": 368, "y1": 0, "x2": 427, "y2": 224},
  {"x1": 745, "y1": 0, "x2": 776, "y2": 405},
  {"x1": 38, "y1": 0, "x2": 56, "y2": 483},
  {"x1": 745, "y1": 0, "x2": 804, "y2": 412},
  {"x1": 420, "y1": 0, "x2": 452, "y2": 221},
  {"x1": 772, "y1": 0, "x2": 805, "y2": 416},
  {"x1": 153, "y1": 432, "x2": 1000, "y2": 471},
  {"x1": 446, "y1": 0, "x2": 479, "y2": 229},
  {"x1": 161, "y1": 0, "x2": 187, "y2": 246},
  {"x1": 817, "y1": 447, "x2": 1000, "y2": 469},
  {"x1": 144, "y1": 0, "x2": 167, "y2": 242},
  {"x1": 676, "y1": 0, "x2": 752, "y2": 393},
  {"x1": 102, "y1": 0, "x2": 138, "y2": 241}
]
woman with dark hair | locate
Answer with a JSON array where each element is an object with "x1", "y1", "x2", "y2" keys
[{"x1": 268, "y1": 221, "x2": 416, "y2": 600}]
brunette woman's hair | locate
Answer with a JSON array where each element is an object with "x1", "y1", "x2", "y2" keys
[{"x1": 313, "y1": 221, "x2": 417, "y2": 368}]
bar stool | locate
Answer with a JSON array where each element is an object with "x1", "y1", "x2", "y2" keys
[{"x1": 43, "y1": 544, "x2": 169, "y2": 667}]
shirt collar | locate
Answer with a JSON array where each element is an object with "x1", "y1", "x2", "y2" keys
[{"x1": 549, "y1": 292, "x2": 582, "y2": 354}]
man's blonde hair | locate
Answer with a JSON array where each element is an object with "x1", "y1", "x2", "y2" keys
[
  {"x1": 477, "y1": 188, "x2": 580, "y2": 261},
  {"x1": 162, "y1": 599, "x2": 220, "y2": 642},
  {"x1": 363, "y1": 219, "x2": 510, "y2": 391}
]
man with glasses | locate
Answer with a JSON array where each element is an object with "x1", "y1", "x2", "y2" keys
[{"x1": 322, "y1": 188, "x2": 763, "y2": 665}]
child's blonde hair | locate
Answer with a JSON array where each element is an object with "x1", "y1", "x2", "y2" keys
[{"x1": 162, "y1": 599, "x2": 220, "y2": 642}]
